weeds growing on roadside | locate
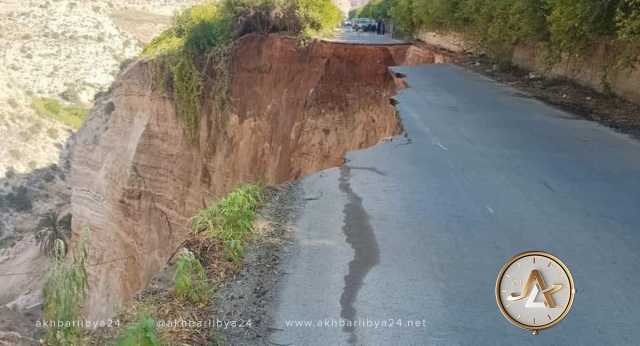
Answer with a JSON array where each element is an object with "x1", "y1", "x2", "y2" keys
[
  {"x1": 192, "y1": 184, "x2": 264, "y2": 263},
  {"x1": 175, "y1": 249, "x2": 210, "y2": 305},
  {"x1": 114, "y1": 316, "x2": 161, "y2": 346},
  {"x1": 42, "y1": 231, "x2": 89, "y2": 346}
]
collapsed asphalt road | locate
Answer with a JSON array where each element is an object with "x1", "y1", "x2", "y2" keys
[{"x1": 267, "y1": 64, "x2": 640, "y2": 345}]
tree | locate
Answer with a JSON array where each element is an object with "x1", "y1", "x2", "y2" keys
[{"x1": 36, "y1": 212, "x2": 72, "y2": 257}]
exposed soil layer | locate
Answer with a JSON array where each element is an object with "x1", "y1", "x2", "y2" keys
[
  {"x1": 86, "y1": 184, "x2": 299, "y2": 345},
  {"x1": 69, "y1": 33, "x2": 441, "y2": 320}
]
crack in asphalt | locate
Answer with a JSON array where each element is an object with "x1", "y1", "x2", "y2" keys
[
  {"x1": 338, "y1": 165, "x2": 380, "y2": 345},
  {"x1": 347, "y1": 165, "x2": 387, "y2": 176}
]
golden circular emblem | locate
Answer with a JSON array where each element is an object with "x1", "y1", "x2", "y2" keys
[{"x1": 495, "y1": 251, "x2": 575, "y2": 335}]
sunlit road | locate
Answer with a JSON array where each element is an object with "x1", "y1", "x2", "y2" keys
[
  {"x1": 268, "y1": 64, "x2": 640, "y2": 345},
  {"x1": 323, "y1": 28, "x2": 405, "y2": 45}
]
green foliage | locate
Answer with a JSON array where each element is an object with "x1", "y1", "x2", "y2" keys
[
  {"x1": 414, "y1": 0, "x2": 466, "y2": 30},
  {"x1": 143, "y1": 3, "x2": 232, "y2": 58},
  {"x1": 170, "y1": 56, "x2": 204, "y2": 141},
  {"x1": 143, "y1": 2, "x2": 233, "y2": 142},
  {"x1": 386, "y1": 0, "x2": 640, "y2": 64},
  {"x1": 460, "y1": 0, "x2": 549, "y2": 61},
  {"x1": 352, "y1": 0, "x2": 394, "y2": 19},
  {"x1": 42, "y1": 232, "x2": 89, "y2": 346},
  {"x1": 547, "y1": 0, "x2": 620, "y2": 54},
  {"x1": 390, "y1": 0, "x2": 419, "y2": 35},
  {"x1": 616, "y1": 0, "x2": 640, "y2": 64},
  {"x1": 175, "y1": 250, "x2": 210, "y2": 305},
  {"x1": 142, "y1": 0, "x2": 341, "y2": 142},
  {"x1": 36, "y1": 212, "x2": 72, "y2": 258},
  {"x1": 115, "y1": 317, "x2": 161, "y2": 346},
  {"x1": 618, "y1": 0, "x2": 640, "y2": 39},
  {"x1": 192, "y1": 184, "x2": 263, "y2": 263},
  {"x1": 296, "y1": 0, "x2": 343, "y2": 37},
  {"x1": 31, "y1": 97, "x2": 88, "y2": 130}
]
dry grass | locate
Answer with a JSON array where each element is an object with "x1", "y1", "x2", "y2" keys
[{"x1": 87, "y1": 229, "x2": 245, "y2": 345}]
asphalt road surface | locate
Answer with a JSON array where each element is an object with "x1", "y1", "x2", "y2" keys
[
  {"x1": 268, "y1": 64, "x2": 640, "y2": 345},
  {"x1": 323, "y1": 28, "x2": 405, "y2": 45}
]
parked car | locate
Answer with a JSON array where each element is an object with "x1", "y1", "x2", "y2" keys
[
  {"x1": 353, "y1": 18, "x2": 376, "y2": 32},
  {"x1": 343, "y1": 20, "x2": 352, "y2": 27}
]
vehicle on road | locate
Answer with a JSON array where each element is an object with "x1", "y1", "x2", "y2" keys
[
  {"x1": 343, "y1": 20, "x2": 352, "y2": 27},
  {"x1": 352, "y1": 18, "x2": 376, "y2": 32}
]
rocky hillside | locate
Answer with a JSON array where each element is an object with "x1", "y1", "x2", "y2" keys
[
  {"x1": 0, "y1": 0, "x2": 196, "y2": 178},
  {"x1": 0, "y1": 1, "x2": 195, "y2": 344},
  {"x1": 0, "y1": 0, "x2": 199, "y2": 244}
]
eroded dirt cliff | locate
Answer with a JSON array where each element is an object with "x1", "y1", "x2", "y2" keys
[{"x1": 70, "y1": 34, "x2": 438, "y2": 320}]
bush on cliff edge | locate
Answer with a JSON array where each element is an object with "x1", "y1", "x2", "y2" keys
[
  {"x1": 142, "y1": 0, "x2": 341, "y2": 142},
  {"x1": 192, "y1": 184, "x2": 264, "y2": 263}
]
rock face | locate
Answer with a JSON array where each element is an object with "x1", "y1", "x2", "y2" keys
[
  {"x1": 0, "y1": 0, "x2": 196, "y2": 179},
  {"x1": 71, "y1": 34, "x2": 432, "y2": 320},
  {"x1": 0, "y1": 0, "x2": 195, "y2": 106},
  {"x1": 0, "y1": 1, "x2": 193, "y2": 342}
]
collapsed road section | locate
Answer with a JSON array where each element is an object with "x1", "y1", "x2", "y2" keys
[
  {"x1": 67, "y1": 33, "x2": 450, "y2": 321},
  {"x1": 268, "y1": 64, "x2": 640, "y2": 345}
]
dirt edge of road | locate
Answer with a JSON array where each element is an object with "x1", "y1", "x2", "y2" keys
[
  {"x1": 86, "y1": 183, "x2": 303, "y2": 345},
  {"x1": 214, "y1": 182, "x2": 304, "y2": 346},
  {"x1": 412, "y1": 41, "x2": 640, "y2": 138},
  {"x1": 436, "y1": 43, "x2": 640, "y2": 138}
]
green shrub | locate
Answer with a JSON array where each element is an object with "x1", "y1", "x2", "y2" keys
[
  {"x1": 192, "y1": 184, "x2": 263, "y2": 263},
  {"x1": 175, "y1": 249, "x2": 210, "y2": 305},
  {"x1": 143, "y1": 3, "x2": 233, "y2": 58},
  {"x1": 386, "y1": 0, "x2": 639, "y2": 65},
  {"x1": 390, "y1": 0, "x2": 419, "y2": 35},
  {"x1": 353, "y1": 0, "x2": 394, "y2": 19},
  {"x1": 459, "y1": 0, "x2": 549, "y2": 61},
  {"x1": 142, "y1": 0, "x2": 341, "y2": 142},
  {"x1": 414, "y1": 0, "x2": 466, "y2": 30},
  {"x1": 296, "y1": 0, "x2": 343, "y2": 37},
  {"x1": 42, "y1": 233, "x2": 89, "y2": 346},
  {"x1": 142, "y1": 2, "x2": 232, "y2": 142},
  {"x1": 618, "y1": 0, "x2": 640, "y2": 39},
  {"x1": 115, "y1": 317, "x2": 161, "y2": 346},
  {"x1": 616, "y1": 0, "x2": 640, "y2": 64},
  {"x1": 547, "y1": 0, "x2": 620, "y2": 55},
  {"x1": 31, "y1": 97, "x2": 88, "y2": 130}
]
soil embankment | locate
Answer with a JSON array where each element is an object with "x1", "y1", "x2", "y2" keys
[{"x1": 69, "y1": 33, "x2": 448, "y2": 320}]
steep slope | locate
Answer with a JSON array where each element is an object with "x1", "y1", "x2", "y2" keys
[{"x1": 70, "y1": 34, "x2": 439, "y2": 320}]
